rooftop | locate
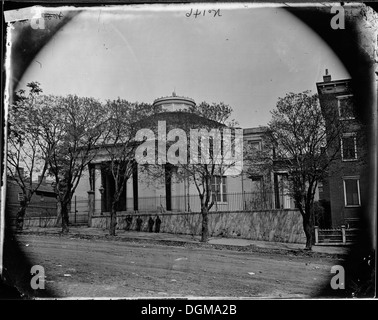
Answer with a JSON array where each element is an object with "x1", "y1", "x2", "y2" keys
[
  {"x1": 316, "y1": 69, "x2": 351, "y2": 87},
  {"x1": 153, "y1": 92, "x2": 196, "y2": 105},
  {"x1": 243, "y1": 126, "x2": 269, "y2": 134}
]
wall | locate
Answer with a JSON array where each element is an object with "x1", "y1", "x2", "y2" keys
[
  {"x1": 91, "y1": 209, "x2": 306, "y2": 244},
  {"x1": 328, "y1": 161, "x2": 368, "y2": 227},
  {"x1": 9, "y1": 216, "x2": 58, "y2": 228}
]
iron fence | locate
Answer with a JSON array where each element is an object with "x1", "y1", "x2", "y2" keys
[
  {"x1": 5, "y1": 190, "x2": 297, "y2": 228},
  {"x1": 80, "y1": 191, "x2": 296, "y2": 214},
  {"x1": 129, "y1": 191, "x2": 278, "y2": 212},
  {"x1": 7, "y1": 190, "x2": 296, "y2": 219}
]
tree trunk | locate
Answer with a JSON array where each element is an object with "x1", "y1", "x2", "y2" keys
[
  {"x1": 56, "y1": 200, "x2": 62, "y2": 226},
  {"x1": 61, "y1": 202, "x2": 69, "y2": 234},
  {"x1": 16, "y1": 204, "x2": 27, "y2": 232},
  {"x1": 302, "y1": 214, "x2": 313, "y2": 250},
  {"x1": 200, "y1": 206, "x2": 209, "y2": 242},
  {"x1": 109, "y1": 202, "x2": 117, "y2": 236}
]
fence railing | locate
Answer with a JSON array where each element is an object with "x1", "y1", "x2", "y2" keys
[
  {"x1": 73, "y1": 191, "x2": 296, "y2": 214},
  {"x1": 6, "y1": 191, "x2": 296, "y2": 220}
]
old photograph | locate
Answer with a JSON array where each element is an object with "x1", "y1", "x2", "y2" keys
[{"x1": 0, "y1": 2, "x2": 376, "y2": 301}]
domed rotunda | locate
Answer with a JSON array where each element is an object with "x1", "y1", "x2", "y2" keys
[{"x1": 152, "y1": 91, "x2": 196, "y2": 112}]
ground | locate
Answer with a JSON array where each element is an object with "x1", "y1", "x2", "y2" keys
[{"x1": 5, "y1": 232, "x2": 346, "y2": 299}]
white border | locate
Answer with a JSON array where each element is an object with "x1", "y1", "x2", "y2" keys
[{"x1": 0, "y1": 25, "x2": 12, "y2": 278}]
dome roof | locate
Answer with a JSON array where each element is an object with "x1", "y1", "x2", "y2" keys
[{"x1": 153, "y1": 92, "x2": 196, "y2": 112}]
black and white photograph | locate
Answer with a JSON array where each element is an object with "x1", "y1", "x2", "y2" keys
[{"x1": 0, "y1": 2, "x2": 376, "y2": 302}]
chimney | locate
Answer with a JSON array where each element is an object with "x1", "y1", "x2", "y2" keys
[{"x1": 323, "y1": 69, "x2": 332, "y2": 82}]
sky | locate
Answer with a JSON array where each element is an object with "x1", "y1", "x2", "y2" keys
[{"x1": 14, "y1": 4, "x2": 351, "y2": 128}]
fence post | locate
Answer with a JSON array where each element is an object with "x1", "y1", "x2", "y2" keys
[
  {"x1": 74, "y1": 196, "x2": 77, "y2": 224},
  {"x1": 314, "y1": 226, "x2": 319, "y2": 244},
  {"x1": 341, "y1": 225, "x2": 346, "y2": 244},
  {"x1": 87, "y1": 191, "x2": 95, "y2": 227}
]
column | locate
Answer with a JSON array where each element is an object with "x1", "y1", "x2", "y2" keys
[
  {"x1": 94, "y1": 164, "x2": 102, "y2": 215},
  {"x1": 87, "y1": 190, "x2": 94, "y2": 227}
]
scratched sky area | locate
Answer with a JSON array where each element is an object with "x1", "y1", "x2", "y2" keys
[{"x1": 14, "y1": 4, "x2": 350, "y2": 129}]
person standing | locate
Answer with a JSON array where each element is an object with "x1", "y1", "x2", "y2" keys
[
  {"x1": 148, "y1": 216, "x2": 154, "y2": 232},
  {"x1": 125, "y1": 215, "x2": 132, "y2": 231},
  {"x1": 155, "y1": 215, "x2": 161, "y2": 233},
  {"x1": 136, "y1": 216, "x2": 143, "y2": 232}
]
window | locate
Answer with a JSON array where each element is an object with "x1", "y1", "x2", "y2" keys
[
  {"x1": 318, "y1": 182, "x2": 324, "y2": 194},
  {"x1": 343, "y1": 178, "x2": 361, "y2": 207},
  {"x1": 247, "y1": 140, "x2": 261, "y2": 151},
  {"x1": 341, "y1": 134, "x2": 357, "y2": 161},
  {"x1": 211, "y1": 176, "x2": 227, "y2": 202},
  {"x1": 338, "y1": 95, "x2": 354, "y2": 119},
  {"x1": 250, "y1": 176, "x2": 263, "y2": 192},
  {"x1": 17, "y1": 193, "x2": 24, "y2": 202},
  {"x1": 274, "y1": 172, "x2": 295, "y2": 209}
]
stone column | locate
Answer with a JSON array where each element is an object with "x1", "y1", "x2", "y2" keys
[
  {"x1": 94, "y1": 164, "x2": 102, "y2": 215},
  {"x1": 341, "y1": 225, "x2": 346, "y2": 244},
  {"x1": 88, "y1": 191, "x2": 95, "y2": 227},
  {"x1": 314, "y1": 226, "x2": 319, "y2": 244}
]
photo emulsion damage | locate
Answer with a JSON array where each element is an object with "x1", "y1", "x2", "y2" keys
[{"x1": 0, "y1": 3, "x2": 376, "y2": 301}]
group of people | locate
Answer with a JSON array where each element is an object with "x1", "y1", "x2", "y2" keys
[{"x1": 125, "y1": 214, "x2": 162, "y2": 233}]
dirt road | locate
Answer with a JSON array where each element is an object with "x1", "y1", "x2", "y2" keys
[{"x1": 10, "y1": 234, "x2": 343, "y2": 298}]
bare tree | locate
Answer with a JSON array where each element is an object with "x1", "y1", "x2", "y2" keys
[
  {"x1": 36, "y1": 94, "x2": 106, "y2": 233},
  {"x1": 179, "y1": 127, "x2": 242, "y2": 242},
  {"x1": 101, "y1": 99, "x2": 160, "y2": 236},
  {"x1": 138, "y1": 104, "x2": 241, "y2": 242},
  {"x1": 7, "y1": 82, "x2": 51, "y2": 230},
  {"x1": 188, "y1": 101, "x2": 238, "y2": 126},
  {"x1": 267, "y1": 91, "x2": 345, "y2": 249}
]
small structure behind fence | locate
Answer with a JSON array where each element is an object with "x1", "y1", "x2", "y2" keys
[
  {"x1": 7, "y1": 202, "x2": 57, "y2": 228},
  {"x1": 314, "y1": 225, "x2": 359, "y2": 245},
  {"x1": 7, "y1": 197, "x2": 89, "y2": 228}
]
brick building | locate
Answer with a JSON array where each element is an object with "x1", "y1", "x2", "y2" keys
[{"x1": 316, "y1": 71, "x2": 368, "y2": 228}]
